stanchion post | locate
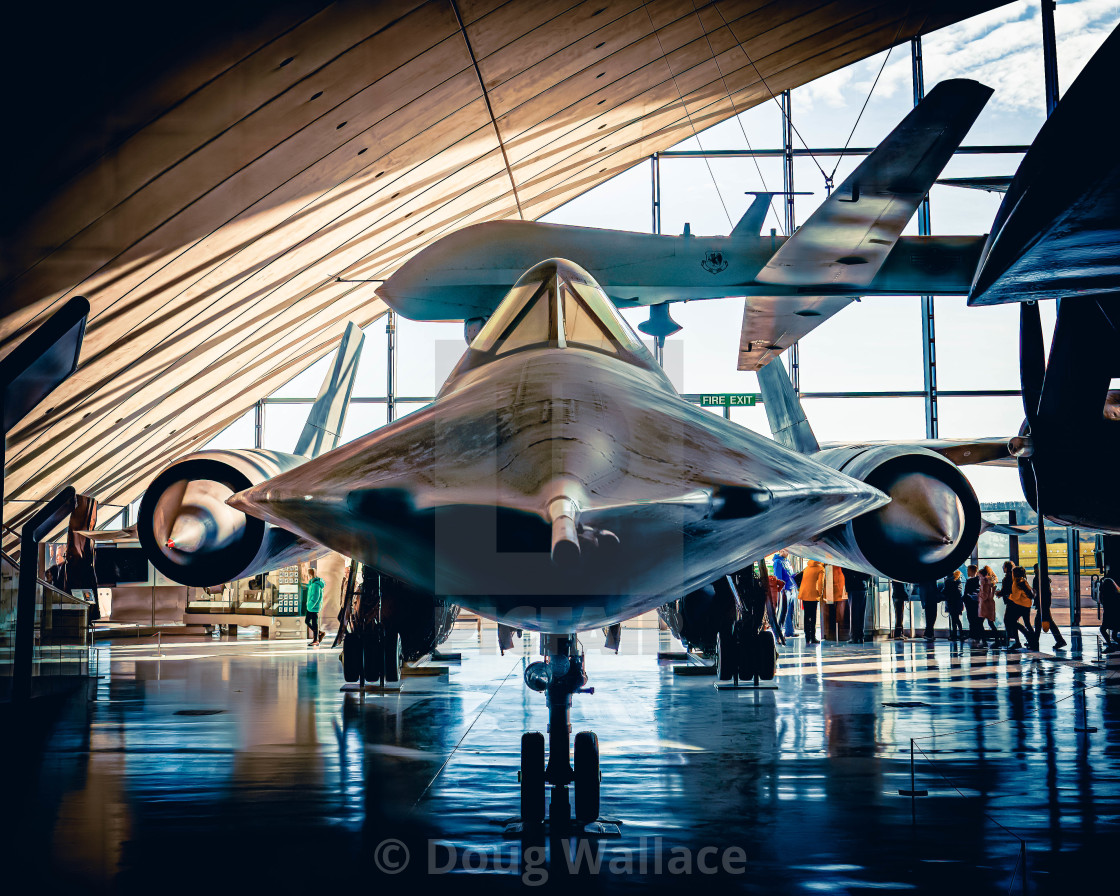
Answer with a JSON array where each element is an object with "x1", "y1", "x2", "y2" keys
[{"x1": 899, "y1": 738, "x2": 929, "y2": 799}]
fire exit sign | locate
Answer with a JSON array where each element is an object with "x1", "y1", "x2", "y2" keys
[{"x1": 699, "y1": 394, "x2": 760, "y2": 407}]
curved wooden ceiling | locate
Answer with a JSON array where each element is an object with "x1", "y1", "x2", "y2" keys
[{"x1": 0, "y1": 0, "x2": 1008, "y2": 537}]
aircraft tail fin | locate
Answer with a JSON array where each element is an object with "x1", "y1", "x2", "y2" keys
[
  {"x1": 756, "y1": 359, "x2": 820, "y2": 454},
  {"x1": 731, "y1": 192, "x2": 780, "y2": 237},
  {"x1": 294, "y1": 321, "x2": 366, "y2": 458}
]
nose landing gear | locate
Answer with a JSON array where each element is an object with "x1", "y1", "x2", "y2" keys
[{"x1": 506, "y1": 634, "x2": 620, "y2": 838}]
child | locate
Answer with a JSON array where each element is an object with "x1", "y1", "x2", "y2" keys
[{"x1": 942, "y1": 569, "x2": 965, "y2": 641}]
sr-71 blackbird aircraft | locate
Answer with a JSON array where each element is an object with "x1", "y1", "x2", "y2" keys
[
  {"x1": 136, "y1": 256, "x2": 988, "y2": 830},
  {"x1": 130, "y1": 43, "x2": 1120, "y2": 828}
]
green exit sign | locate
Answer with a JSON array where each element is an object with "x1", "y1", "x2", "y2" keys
[{"x1": 699, "y1": 393, "x2": 759, "y2": 407}]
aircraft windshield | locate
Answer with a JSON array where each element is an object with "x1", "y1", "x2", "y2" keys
[{"x1": 446, "y1": 259, "x2": 663, "y2": 386}]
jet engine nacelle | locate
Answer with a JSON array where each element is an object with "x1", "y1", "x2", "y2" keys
[
  {"x1": 794, "y1": 445, "x2": 981, "y2": 582},
  {"x1": 137, "y1": 449, "x2": 325, "y2": 587}
]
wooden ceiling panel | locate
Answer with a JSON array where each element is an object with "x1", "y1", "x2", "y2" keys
[
  {"x1": 13, "y1": 1, "x2": 435, "y2": 287},
  {"x1": 0, "y1": 0, "x2": 1009, "y2": 541}
]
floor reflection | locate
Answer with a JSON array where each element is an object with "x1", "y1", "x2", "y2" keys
[{"x1": 8, "y1": 623, "x2": 1119, "y2": 894}]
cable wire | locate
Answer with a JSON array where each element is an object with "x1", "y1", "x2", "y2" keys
[
  {"x1": 828, "y1": 14, "x2": 908, "y2": 184},
  {"x1": 709, "y1": 0, "x2": 829, "y2": 184},
  {"x1": 640, "y1": 0, "x2": 734, "y2": 229},
  {"x1": 688, "y1": 0, "x2": 783, "y2": 234}
]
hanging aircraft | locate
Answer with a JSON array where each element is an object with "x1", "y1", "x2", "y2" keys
[
  {"x1": 130, "y1": 256, "x2": 996, "y2": 829},
  {"x1": 376, "y1": 79, "x2": 993, "y2": 370}
]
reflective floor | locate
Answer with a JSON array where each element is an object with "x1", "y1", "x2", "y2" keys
[{"x1": 7, "y1": 624, "x2": 1119, "y2": 894}]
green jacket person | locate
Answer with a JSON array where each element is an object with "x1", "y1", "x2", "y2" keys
[{"x1": 305, "y1": 569, "x2": 326, "y2": 645}]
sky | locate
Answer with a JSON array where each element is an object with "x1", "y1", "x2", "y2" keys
[{"x1": 203, "y1": 0, "x2": 1120, "y2": 508}]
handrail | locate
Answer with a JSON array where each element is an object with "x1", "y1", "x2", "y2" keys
[
  {"x1": 1, "y1": 541, "x2": 91, "y2": 604},
  {"x1": 42, "y1": 579, "x2": 94, "y2": 606}
]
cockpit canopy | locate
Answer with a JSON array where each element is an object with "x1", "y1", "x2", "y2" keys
[{"x1": 442, "y1": 259, "x2": 666, "y2": 389}]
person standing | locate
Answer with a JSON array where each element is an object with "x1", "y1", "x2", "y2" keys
[
  {"x1": 891, "y1": 580, "x2": 911, "y2": 638},
  {"x1": 845, "y1": 569, "x2": 872, "y2": 644},
  {"x1": 963, "y1": 565, "x2": 981, "y2": 645},
  {"x1": 1099, "y1": 577, "x2": 1119, "y2": 649},
  {"x1": 1032, "y1": 563, "x2": 1068, "y2": 649},
  {"x1": 977, "y1": 565, "x2": 999, "y2": 645},
  {"x1": 820, "y1": 565, "x2": 847, "y2": 641},
  {"x1": 1005, "y1": 566, "x2": 1035, "y2": 650},
  {"x1": 305, "y1": 567, "x2": 326, "y2": 646},
  {"x1": 942, "y1": 570, "x2": 964, "y2": 642},
  {"x1": 772, "y1": 549, "x2": 799, "y2": 639},
  {"x1": 799, "y1": 560, "x2": 825, "y2": 644},
  {"x1": 916, "y1": 578, "x2": 941, "y2": 640}
]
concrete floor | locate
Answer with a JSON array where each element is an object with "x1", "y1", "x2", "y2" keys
[{"x1": 7, "y1": 625, "x2": 1120, "y2": 895}]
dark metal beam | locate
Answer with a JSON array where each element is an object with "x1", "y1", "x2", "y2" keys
[
  {"x1": 656, "y1": 145, "x2": 1030, "y2": 159},
  {"x1": 912, "y1": 36, "x2": 939, "y2": 440},
  {"x1": 1041, "y1": 0, "x2": 1060, "y2": 116}
]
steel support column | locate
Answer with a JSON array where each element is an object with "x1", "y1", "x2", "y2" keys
[
  {"x1": 650, "y1": 153, "x2": 665, "y2": 367},
  {"x1": 386, "y1": 311, "x2": 397, "y2": 424},
  {"x1": 254, "y1": 400, "x2": 264, "y2": 449},
  {"x1": 1068, "y1": 528, "x2": 1081, "y2": 626},
  {"x1": 1041, "y1": 0, "x2": 1060, "y2": 116},
  {"x1": 912, "y1": 36, "x2": 938, "y2": 438},
  {"x1": 781, "y1": 89, "x2": 800, "y2": 393}
]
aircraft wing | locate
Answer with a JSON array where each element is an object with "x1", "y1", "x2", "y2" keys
[
  {"x1": 819, "y1": 438, "x2": 1016, "y2": 467},
  {"x1": 78, "y1": 525, "x2": 139, "y2": 542},
  {"x1": 736, "y1": 295, "x2": 856, "y2": 371},
  {"x1": 756, "y1": 79, "x2": 992, "y2": 290},
  {"x1": 936, "y1": 176, "x2": 1012, "y2": 193}
]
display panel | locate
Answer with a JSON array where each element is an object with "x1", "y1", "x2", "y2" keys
[{"x1": 94, "y1": 546, "x2": 151, "y2": 585}]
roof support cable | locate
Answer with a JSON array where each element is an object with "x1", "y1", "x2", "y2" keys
[
  {"x1": 709, "y1": 1, "x2": 830, "y2": 185},
  {"x1": 449, "y1": 0, "x2": 525, "y2": 220},
  {"x1": 826, "y1": 12, "x2": 909, "y2": 188},
  {"x1": 640, "y1": 0, "x2": 735, "y2": 230},
  {"x1": 688, "y1": 0, "x2": 783, "y2": 234}
]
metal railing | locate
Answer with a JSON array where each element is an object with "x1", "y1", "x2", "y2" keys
[{"x1": 0, "y1": 551, "x2": 92, "y2": 699}]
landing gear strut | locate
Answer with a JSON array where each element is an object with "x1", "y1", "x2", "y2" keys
[
  {"x1": 507, "y1": 634, "x2": 619, "y2": 837},
  {"x1": 717, "y1": 565, "x2": 779, "y2": 687}
]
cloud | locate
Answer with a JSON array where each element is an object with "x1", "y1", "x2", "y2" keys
[
  {"x1": 920, "y1": 0, "x2": 1120, "y2": 112},
  {"x1": 800, "y1": 1, "x2": 1119, "y2": 116}
]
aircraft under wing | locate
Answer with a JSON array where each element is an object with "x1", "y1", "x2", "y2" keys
[
  {"x1": 736, "y1": 295, "x2": 856, "y2": 371},
  {"x1": 969, "y1": 25, "x2": 1120, "y2": 304},
  {"x1": 756, "y1": 79, "x2": 992, "y2": 290}
]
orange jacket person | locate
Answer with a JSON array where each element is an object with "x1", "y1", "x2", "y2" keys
[{"x1": 798, "y1": 561, "x2": 844, "y2": 645}]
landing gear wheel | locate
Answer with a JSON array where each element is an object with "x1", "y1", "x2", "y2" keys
[
  {"x1": 382, "y1": 629, "x2": 403, "y2": 683},
  {"x1": 734, "y1": 622, "x2": 756, "y2": 681},
  {"x1": 342, "y1": 632, "x2": 363, "y2": 682},
  {"x1": 754, "y1": 629, "x2": 778, "y2": 680},
  {"x1": 361, "y1": 626, "x2": 382, "y2": 682},
  {"x1": 520, "y1": 732, "x2": 546, "y2": 825},
  {"x1": 574, "y1": 731, "x2": 600, "y2": 822},
  {"x1": 716, "y1": 630, "x2": 737, "y2": 681}
]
